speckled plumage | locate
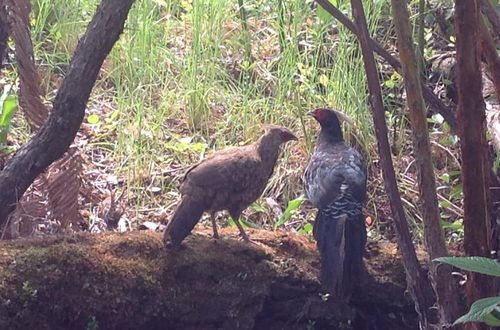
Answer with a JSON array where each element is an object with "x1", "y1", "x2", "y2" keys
[
  {"x1": 304, "y1": 108, "x2": 367, "y2": 300},
  {"x1": 164, "y1": 126, "x2": 297, "y2": 248}
]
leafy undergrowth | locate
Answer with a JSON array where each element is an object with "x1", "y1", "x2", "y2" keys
[
  {"x1": 0, "y1": 0, "x2": 470, "y2": 246},
  {"x1": 0, "y1": 228, "x2": 418, "y2": 329}
]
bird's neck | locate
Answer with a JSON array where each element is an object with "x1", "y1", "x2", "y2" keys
[
  {"x1": 257, "y1": 135, "x2": 281, "y2": 165},
  {"x1": 318, "y1": 127, "x2": 344, "y2": 146}
]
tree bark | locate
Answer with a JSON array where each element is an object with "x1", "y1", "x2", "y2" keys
[
  {"x1": 350, "y1": 0, "x2": 436, "y2": 328},
  {"x1": 314, "y1": 0, "x2": 458, "y2": 132},
  {"x1": 416, "y1": 0, "x2": 426, "y2": 74},
  {"x1": 479, "y1": 0, "x2": 500, "y2": 39},
  {"x1": 391, "y1": 1, "x2": 461, "y2": 326},
  {"x1": 478, "y1": 16, "x2": 500, "y2": 100},
  {"x1": 0, "y1": 2, "x2": 8, "y2": 68},
  {"x1": 455, "y1": 1, "x2": 494, "y2": 329},
  {"x1": 0, "y1": 0, "x2": 136, "y2": 228}
]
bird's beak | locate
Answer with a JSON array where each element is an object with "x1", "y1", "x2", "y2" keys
[
  {"x1": 284, "y1": 132, "x2": 298, "y2": 141},
  {"x1": 306, "y1": 111, "x2": 316, "y2": 118}
]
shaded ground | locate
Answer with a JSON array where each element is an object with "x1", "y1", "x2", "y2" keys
[{"x1": 0, "y1": 228, "x2": 418, "y2": 329}]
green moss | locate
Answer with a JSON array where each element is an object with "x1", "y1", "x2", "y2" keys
[{"x1": 0, "y1": 231, "x2": 417, "y2": 329}]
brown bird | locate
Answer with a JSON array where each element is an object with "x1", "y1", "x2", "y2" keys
[{"x1": 164, "y1": 125, "x2": 297, "y2": 248}]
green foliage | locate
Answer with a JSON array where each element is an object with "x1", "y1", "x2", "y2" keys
[
  {"x1": 165, "y1": 135, "x2": 207, "y2": 154},
  {"x1": 435, "y1": 256, "x2": 500, "y2": 325},
  {"x1": 23, "y1": 0, "x2": 387, "y2": 218},
  {"x1": 227, "y1": 216, "x2": 260, "y2": 229},
  {"x1": 440, "y1": 219, "x2": 463, "y2": 234},
  {"x1": 383, "y1": 71, "x2": 401, "y2": 88},
  {"x1": 298, "y1": 223, "x2": 313, "y2": 235},
  {"x1": 87, "y1": 114, "x2": 100, "y2": 124},
  {"x1": 435, "y1": 257, "x2": 500, "y2": 277},
  {"x1": 316, "y1": 1, "x2": 334, "y2": 23},
  {"x1": 0, "y1": 85, "x2": 18, "y2": 147},
  {"x1": 273, "y1": 195, "x2": 307, "y2": 229},
  {"x1": 21, "y1": 281, "x2": 38, "y2": 298},
  {"x1": 454, "y1": 297, "x2": 500, "y2": 326},
  {"x1": 85, "y1": 315, "x2": 99, "y2": 330}
]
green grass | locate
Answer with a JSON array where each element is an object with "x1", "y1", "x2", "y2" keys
[{"x1": 21, "y1": 0, "x2": 391, "y2": 229}]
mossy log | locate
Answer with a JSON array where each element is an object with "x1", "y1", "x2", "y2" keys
[{"x1": 0, "y1": 228, "x2": 418, "y2": 329}]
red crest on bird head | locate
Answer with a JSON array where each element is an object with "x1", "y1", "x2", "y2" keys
[{"x1": 307, "y1": 108, "x2": 341, "y2": 123}]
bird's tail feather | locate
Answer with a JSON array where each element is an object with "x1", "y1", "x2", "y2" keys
[
  {"x1": 313, "y1": 202, "x2": 366, "y2": 300},
  {"x1": 164, "y1": 195, "x2": 206, "y2": 248}
]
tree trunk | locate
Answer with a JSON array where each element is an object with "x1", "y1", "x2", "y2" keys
[
  {"x1": 0, "y1": 0, "x2": 136, "y2": 228},
  {"x1": 391, "y1": 1, "x2": 461, "y2": 327},
  {"x1": 455, "y1": 1, "x2": 494, "y2": 329},
  {"x1": 350, "y1": 0, "x2": 436, "y2": 328}
]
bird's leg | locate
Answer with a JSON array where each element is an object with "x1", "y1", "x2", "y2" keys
[
  {"x1": 210, "y1": 212, "x2": 219, "y2": 239},
  {"x1": 233, "y1": 217, "x2": 250, "y2": 242}
]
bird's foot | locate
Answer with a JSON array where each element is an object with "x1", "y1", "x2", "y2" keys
[
  {"x1": 164, "y1": 239, "x2": 182, "y2": 250},
  {"x1": 239, "y1": 230, "x2": 251, "y2": 243},
  {"x1": 211, "y1": 214, "x2": 219, "y2": 241},
  {"x1": 212, "y1": 230, "x2": 220, "y2": 240},
  {"x1": 212, "y1": 232, "x2": 220, "y2": 244},
  {"x1": 240, "y1": 233, "x2": 262, "y2": 247}
]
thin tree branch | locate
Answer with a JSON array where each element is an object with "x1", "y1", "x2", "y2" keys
[
  {"x1": 6, "y1": 0, "x2": 48, "y2": 129},
  {"x1": 479, "y1": 0, "x2": 500, "y2": 39},
  {"x1": 391, "y1": 0, "x2": 461, "y2": 326},
  {"x1": 349, "y1": 0, "x2": 436, "y2": 328},
  {"x1": 479, "y1": 14, "x2": 500, "y2": 100}
]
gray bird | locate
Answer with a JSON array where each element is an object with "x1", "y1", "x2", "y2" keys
[{"x1": 304, "y1": 108, "x2": 367, "y2": 300}]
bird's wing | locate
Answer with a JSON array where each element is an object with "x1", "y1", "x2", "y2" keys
[
  {"x1": 182, "y1": 147, "x2": 259, "y2": 191},
  {"x1": 181, "y1": 147, "x2": 235, "y2": 181},
  {"x1": 343, "y1": 147, "x2": 367, "y2": 201},
  {"x1": 305, "y1": 151, "x2": 344, "y2": 208},
  {"x1": 305, "y1": 146, "x2": 366, "y2": 208}
]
